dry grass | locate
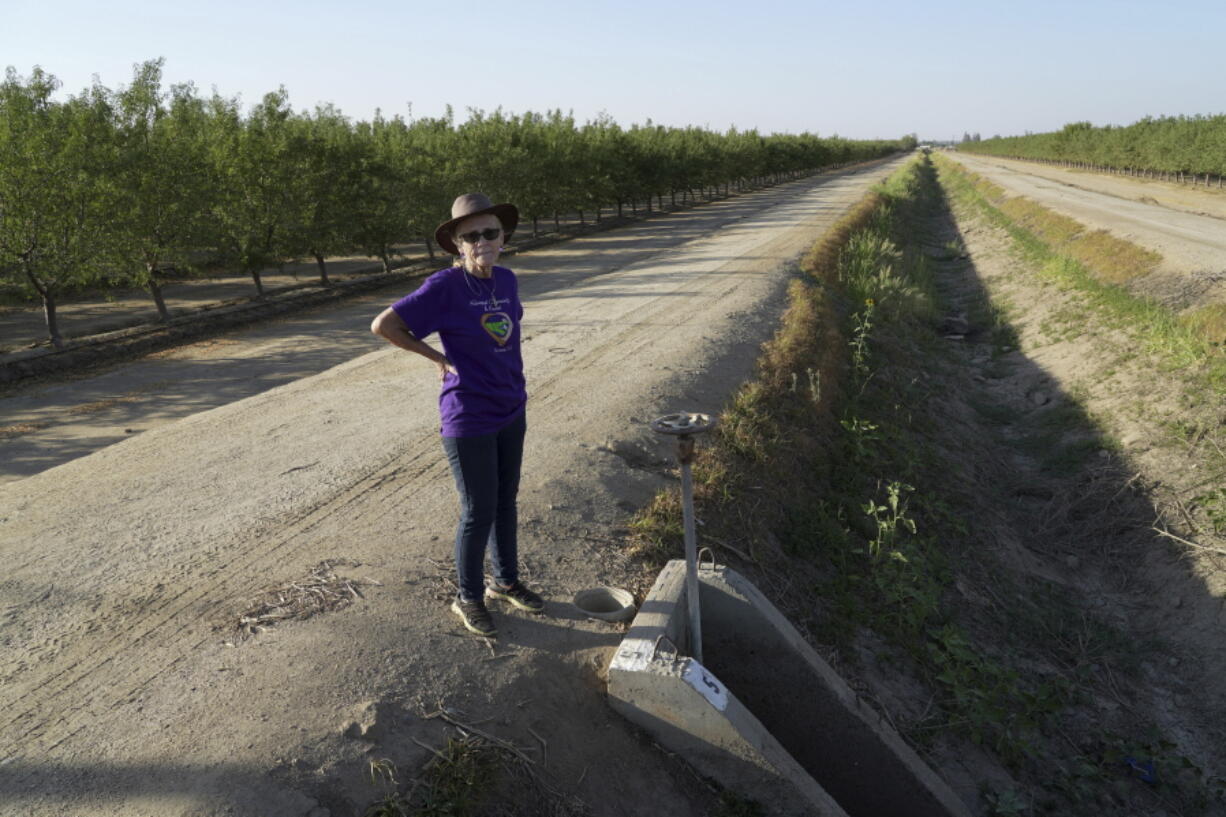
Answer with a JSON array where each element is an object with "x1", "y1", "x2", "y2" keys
[
  {"x1": 236, "y1": 560, "x2": 380, "y2": 635},
  {"x1": 364, "y1": 707, "x2": 590, "y2": 817},
  {"x1": 1184, "y1": 302, "x2": 1226, "y2": 344},
  {"x1": 0, "y1": 421, "x2": 49, "y2": 439},
  {"x1": 973, "y1": 175, "x2": 1009, "y2": 203},
  {"x1": 1067, "y1": 229, "x2": 1161, "y2": 283},
  {"x1": 999, "y1": 197, "x2": 1083, "y2": 246},
  {"x1": 996, "y1": 198, "x2": 1161, "y2": 284}
]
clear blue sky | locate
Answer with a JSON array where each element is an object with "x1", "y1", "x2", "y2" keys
[{"x1": 6, "y1": 0, "x2": 1224, "y2": 141}]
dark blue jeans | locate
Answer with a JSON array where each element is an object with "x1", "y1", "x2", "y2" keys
[{"x1": 441, "y1": 412, "x2": 526, "y2": 601}]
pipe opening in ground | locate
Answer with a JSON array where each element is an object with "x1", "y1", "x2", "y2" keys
[{"x1": 573, "y1": 587, "x2": 635, "y2": 621}]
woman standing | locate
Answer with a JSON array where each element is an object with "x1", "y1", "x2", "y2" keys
[{"x1": 370, "y1": 193, "x2": 543, "y2": 638}]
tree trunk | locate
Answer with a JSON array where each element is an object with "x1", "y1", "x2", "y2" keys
[
  {"x1": 671, "y1": 190, "x2": 677, "y2": 207},
  {"x1": 425, "y1": 238, "x2": 436, "y2": 261},
  {"x1": 149, "y1": 280, "x2": 170, "y2": 322},
  {"x1": 21, "y1": 265, "x2": 61, "y2": 348},
  {"x1": 554, "y1": 212, "x2": 560, "y2": 232},
  {"x1": 657, "y1": 193, "x2": 664, "y2": 210},
  {"x1": 579, "y1": 210, "x2": 585, "y2": 225},
  {"x1": 379, "y1": 251, "x2": 392, "y2": 274},
  {"x1": 630, "y1": 199, "x2": 636, "y2": 215},
  {"x1": 617, "y1": 200, "x2": 624, "y2": 218},
  {"x1": 250, "y1": 269, "x2": 265, "y2": 297},
  {"x1": 147, "y1": 273, "x2": 170, "y2": 321},
  {"x1": 42, "y1": 295, "x2": 62, "y2": 350},
  {"x1": 313, "y1": 252, "x2": 330, "y2": 286},
  {"x1": 144, "y1": 262, "x2": 174, "y2": 323}
]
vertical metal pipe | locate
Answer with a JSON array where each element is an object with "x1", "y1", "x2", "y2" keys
[
  {"x1": 679, "y1": 437, "x2": 702, "y2": 664},
  {"x1": 650, "y1": 412, "x2": 715, "y2": 664}
]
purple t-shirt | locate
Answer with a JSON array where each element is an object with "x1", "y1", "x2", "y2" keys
[{"x1": 391, "y1": 265, "x2": 526, "y2": 437}]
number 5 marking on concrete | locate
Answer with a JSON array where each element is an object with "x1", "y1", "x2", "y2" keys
[{"x1": 684, "y1": 660, "x2": 728, "y2": 711}]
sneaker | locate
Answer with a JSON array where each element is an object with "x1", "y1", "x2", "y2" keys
[
  {"x1": 484, "y1": 581, "x2": 545, "y2": 613},
  {"x1": 451, "y1": 596, "x2": 497, "y2": 637}
]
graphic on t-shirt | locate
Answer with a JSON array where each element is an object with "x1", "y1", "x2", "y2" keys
[{"x1": 481, "y1": 312, "x2": 513, "y2": 346}]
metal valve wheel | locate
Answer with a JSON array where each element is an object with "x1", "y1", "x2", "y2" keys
[{"x1": 650, "y1": 412, "x2": 716, "y2": 436}]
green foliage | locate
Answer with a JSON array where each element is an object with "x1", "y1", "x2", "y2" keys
[
  {"x1": 1194, "y1": 487, "x2": 1226, "y2": 535},
  {"x1": 206, "y1": 87, "x2": 305, "y2": 294},
  {"x1": 108, "y1": 59, "x2": 216, "y2": 316},
  {"x1": 0, "y1": 66, "x2": 116, "y2": 345},
  {"x1": 848, "y1": 299, "x2": 875, "y2": 380},
  {"x1": 0, "y1": 58, "x2": 912, "y2": 338},
  {"x1": 862, "y1": 480, "x2": 917, "y2": 557},
  {"x1": 960, "y1": 114, "x2": 1226, "y2": 177}
]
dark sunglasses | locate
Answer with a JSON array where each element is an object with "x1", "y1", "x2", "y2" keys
[{"x1": 457, "y1": 227, "x2": 502, "y2": 244}]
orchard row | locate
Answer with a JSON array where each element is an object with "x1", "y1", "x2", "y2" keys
[
  {"x1": 0, "y1": 60, "x2": 913, "y2": 346},
  {"x1": 959, "y1": 116, "x2": 1226, "y2": 181}
]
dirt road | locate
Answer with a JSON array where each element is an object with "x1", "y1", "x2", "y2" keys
[
  {"x1": 0, "y1": 160, "x2": 908, "y2": 817},
  {"x1": 949, "y1": 152, "x2": 1226, "y2": 311}
]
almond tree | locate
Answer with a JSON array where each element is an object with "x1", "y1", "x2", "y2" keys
[
  {"x1": 509, "y1": 110, "x2": 581, "y2": 236},
  {"x1": 580, "y1": 114, "x2": 632, "y2": 218},
  {"x1": 285, "y1": 104, "x2": 362, "y2": 285},
  {"x1": 206, "y1": 88, "x2": 299, "y2": 297},
  {"x1": 451, "y1": 109, "x2": 531, "y2": 213},
  {"x1": 351, "y1": 112, "x2": 418, "y2": 272},
  {"x1": 583, "y1": 112, "x2": 637, "y2": 219},
  {"x1": 0, "y1": 68, "x2": 114, "y2": 347},
  {"x1": 402, "y1": 113, "x2": 460, "y2": 259},
  {"x1": 110, "y1": 59, "x2": 214, "y2": 320}
]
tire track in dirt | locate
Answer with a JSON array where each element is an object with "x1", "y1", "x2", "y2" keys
[{"x1": 1, "y1": 442, "x2": 450, "y2": 754}]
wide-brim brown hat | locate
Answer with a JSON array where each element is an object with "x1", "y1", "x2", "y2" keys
[{"x1": 434, "y1": 193, "x2": 519, "y2": 256}]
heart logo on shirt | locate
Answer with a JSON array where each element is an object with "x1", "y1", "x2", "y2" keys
[{"x1": 482, "y1": 312, "x2": 513, "y2": 346}]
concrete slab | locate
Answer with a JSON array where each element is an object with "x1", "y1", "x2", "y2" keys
[{"x1": 608, "y1": 560, "x2": 973, "y2": 817}]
